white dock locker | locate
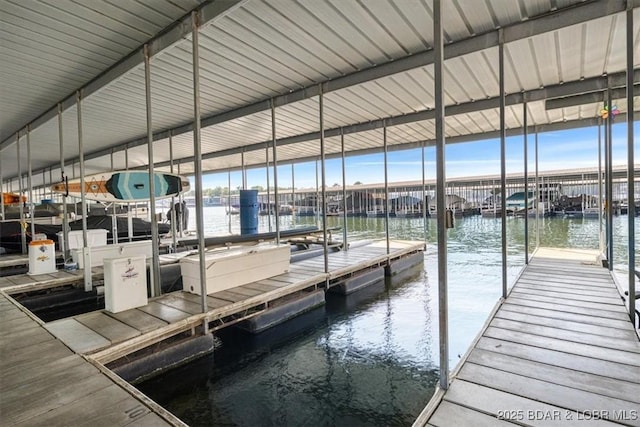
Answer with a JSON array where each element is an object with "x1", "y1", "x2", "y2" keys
[
  {"x1": 104, "y1": 256, "x2": 148, "y2": 313},
  {"x1": 27, "y1": 239, "x2": 57, "y2": 275},
  {"x1": 180, "y1": 244, "x2": 290, "y2": 295}
]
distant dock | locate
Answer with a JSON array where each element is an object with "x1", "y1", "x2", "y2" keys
[{"x1": 415, "y1": 248, "x2": 640, "y2": 426}]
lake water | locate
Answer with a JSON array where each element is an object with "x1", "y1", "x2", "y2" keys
[{"x1": 138, "y1": 207, "x2": 637, "y2": 426}]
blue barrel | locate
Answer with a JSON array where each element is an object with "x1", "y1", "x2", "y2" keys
[{"x1": 239, "y1": 190, "x2": 259, "y2": 235}]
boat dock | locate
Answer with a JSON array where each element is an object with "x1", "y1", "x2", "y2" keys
[
  {"x1": 0, "y1": 292, "x2": 185, "y2": 426},
  {"x1": 416, "y1": 248, "x2": 640, "y2": 426},
  {"x1": 22, "y1": 240, "x2": 423, "y2": 365}
]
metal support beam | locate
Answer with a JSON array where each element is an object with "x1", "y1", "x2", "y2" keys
[
  {"x1": 17, "y1": 133, "x2": 26, "y2": 254},
  {"x1": 271, "y1": 99, "x2": 280, "y2": 245},
  {"x1": 598, "y1": 121, "x2": 604, "y2": 254},
  {"x1": 265, "y1": 143, "x2": 271, "y2": 232},
  {"x1": 228, "y1": 171, "x2": 232, "y2": 234},
  {"x1": 499, "y1": 30, "x2": 508, "y2": 298},
  {"x1": 191, "y1": 11, "x2": 208, "y2": 325},
  {"x1": 169, "y1": 131, "x2": 178, "y2": 252},
  {"x1": 383, "y1": 123, "x2": 390, "y2": 254},
  {"x1": 606, "y1": 86, "x2": 614, "y2": 271},
  {"x1": 25, "y1": 68, "x2": 640, "y2": 180},
  {"x1": 422, "y1": 138, "x2": 427, "y2": 245},
  {"x1": 144, "y1": 44, "x2": 161, "y2": 298},
  {"x1": 319, "y1": 86, "x2": 329, "y2": 275},
  {"x1": 77, "y1": 91, "x2": 91, "y2": 292},
  {"x1": 626, "y1": 1, "x2": 635, "y2": 326},
  {"x1": 241, "y1": 148, "x2": 246, "y2": 189},
  {"x1": 434, "y1": 0, "x2": 448, "y2": 392},
  {"x1": 523, "y1": 99, "x2": 529, "y2": 264},
  {"x1": 341, "y1": 129, "x2": 348, "y2": 251},
  {"x1": 291, "y1": 163, "x2": 295, "y2": 226},
  {"x1": 26, "y1": 126, "x2": 34, "y2": 240},
  {"x1": 535, "y1": 130, "x2": 540, "y2": 249},
  {"x1": 110, "y1": 150, "x2": 118, "y2": 244}
]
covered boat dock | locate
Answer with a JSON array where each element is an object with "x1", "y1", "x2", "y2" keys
[{"x1": 0, "y1": 0, "x2": 638, "y2": 425}]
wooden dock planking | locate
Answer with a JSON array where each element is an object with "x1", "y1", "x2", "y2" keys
[
  {"x1": 0, "y1": 292, "x2": 182, "y2": 426},
  {"x1": 420, "y1": 248, "x2": 640, "y2": 427},
  {"x1": 45, "y1": 318, "x2": 112, "y2": 353},
  {"x1": 105, "y1": 308, "x2": 169, "y2": 333},
  {"x1": 474, "y1": 337, "x2": 640, "y2": 385},
  {"x1": 84, "y1": 240, "x2": 423, "y2": 364},
  {"x1": 499, "y1": 303, "x2": 634, "y2": 330},
  {"x1": 0, "y1": 267, "x2": 104, "y2": 294},
  {"x1": 75, "y1": 311, "x2": 141, "y2": 344},
  {"x1": 439, "y1": 380, "x2": 620, "y2": 426},
  {"x1": 137, "y1": 301, "x2": 192, "y2": 323}
]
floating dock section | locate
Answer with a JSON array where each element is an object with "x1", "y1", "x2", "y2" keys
[
  {"x1": 416, "y1": 248, "x2": 640, "y2": 426},
  {"x1": 1, "y1": 239, "x2": 424, "y2": 389},
  {"x1": 0, "y1": 292, "x2": 185, "y2": 426}
]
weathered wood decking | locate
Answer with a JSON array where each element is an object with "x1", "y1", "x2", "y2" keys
[
  {"x1": 43, "y1": 240, "x2": 424, "y2": 365},
  {"x1": 0, "y1": 292, "x2": 185, "y2": 426},
  {"x1": 418, "y1": 248, "x2": 640, "y2": 426},
  {"x1": 0, "y1": 266, "x2": 104, "y2": 293}
]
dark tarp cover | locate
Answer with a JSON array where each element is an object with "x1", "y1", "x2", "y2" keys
[{"x1": 0, "y1": 216, "x2": 170, "y2": 253}]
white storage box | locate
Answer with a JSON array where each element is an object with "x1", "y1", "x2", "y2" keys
[
  {"x1": 104, "y1": 256, "x2": 148, "y2": 313},
  {"x1": 57, "y1": 229, "x2": 108, "y2": 250},
  {"x1": 180, "y1": 244, "x2": 290, "y2": 295},
  {"x1": 71, "y1": 240, "x2": 152, "y2": 268},
  {"x1": 28, "y1": 239, "x2": 57, "y2": 275}
]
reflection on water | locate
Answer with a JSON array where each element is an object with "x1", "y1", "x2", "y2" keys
[{"x1": 140, "y1": 209, "x2": 637, "y2": 426}]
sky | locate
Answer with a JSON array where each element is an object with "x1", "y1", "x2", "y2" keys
[{"x1": 196, "y1": 122, "x2": 638, "y2": 190}]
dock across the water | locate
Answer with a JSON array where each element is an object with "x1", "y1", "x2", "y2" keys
[{"x1": 415, "y1": 248, "x2": 640, "y2": 427}]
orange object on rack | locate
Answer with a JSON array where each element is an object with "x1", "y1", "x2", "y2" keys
[{"x1": 2, "y1": 192, "x2": 27, "y2": 205}]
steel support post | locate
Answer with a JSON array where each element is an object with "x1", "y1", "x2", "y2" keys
[
  {"x1": 535, "y1": 130, "x2": 540, "y2": 248},
  {"x1": 17, "y1": 133, "x2": 25, "y2": 253},
  {"x1": 144, "y1": 44, "x2": 161, "y2": 298},
  {"x1": 626, "y1": 3, "x2": 635, "y2": 325},
  {"x1": 228, "y1": 171, "x2": 232, "y2": 233},
  {"x1": 523, "y1": 99, "x2": 529, "y2": 264},
  {"x1": 422, "y1": 138, "x2": 427, "y2": 245},
  {"x1": 265, "y1": 144, "x2": 271, "y2": 232},
  {"x1": 110, "y1": 151, "x2": 118, "y2": 244},
  {"x1": 341, "y1": 129, "x2": 348, "y2": 250},
  {"x1": 169, "y1": 131, "x2": 178, "y2": 252},
  {"x1": 597, "y1": 121, "x2": 603, "y2": 253},
  {"x1": 125, "y1": 144, "x2": 133, "y2": 242},
  {"x1": 26, "y1": 126, "x2": 35, "y2": 240},
  {"x1": 434, "y1": 0, "x2": 449, "y2": 391},
  {"x1": 606, "y1": 87, "x2": 614, "y2": 271},
  {"x1": 291, "y1": 163, "x2": 295, "y2": 226},
  {"x1": 77, "y1": 91, "x2": 91, "y2": 292},
  {"x1": 271, "y1": 99, "x2": 280, "y2": 245},
  {"x1": 319, "y1": 85, "x2": 329, "y2": 275},
  {"x1": 241, "y1": 148, "x2": 246, "y2": 189},
  {"x1": 383, "y1": 123, "x2": 390, "y2": 254},
  {"x1": 191, "y1": 11, "x2": 208, "y2": 324},
  {"x1": 499, "y1": 30, "x2": 508, "y2": 298}
]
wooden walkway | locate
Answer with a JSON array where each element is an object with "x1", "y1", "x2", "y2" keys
[
  {"x1": 44, "y1": 240, "x2": 423, "y2": 365},
  {"x1": 0, "y1": 292, "x2": 185, "y2": 426},
  {"x1": 418, "y1": 248, "x2": 640, "y2": 426},
  {"x1": 0, "y1": 266, "x2": 104, "y2": 293}
]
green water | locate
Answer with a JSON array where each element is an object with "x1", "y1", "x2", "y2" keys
[{"x1": 139, "y1": 209, "x2": 637, "y2": 426}]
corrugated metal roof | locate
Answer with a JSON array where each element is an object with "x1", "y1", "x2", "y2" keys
[
  {"x1": 0, "y1": 0, "x2": 206, "y2": 143},
  {"x1": 1, "y1": 0, "x2": 637, "y2": 190}
]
